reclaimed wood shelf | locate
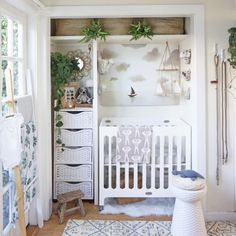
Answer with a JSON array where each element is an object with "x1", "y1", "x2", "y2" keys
[{"x1": 51, "y1": 17, "x2": 185, "y2": 36}]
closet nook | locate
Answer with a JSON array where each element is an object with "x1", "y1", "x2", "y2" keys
[{"x1": 50, "y1": 17, "x2": 201, "y2": 207}]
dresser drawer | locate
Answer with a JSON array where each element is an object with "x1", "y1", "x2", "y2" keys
[
  {"x1": 55, "y1": 146, "x2": 92, "y2": 164},
  {"x1": 55, "y1": 164, "x2": 92, "y2": 181},
  {"x1": 54, "y1": 181, "x2": 93, "y2": 199},
  {"x1": 58, "y1": 111, "x2": 93, "y2": 129},
  {"x1": 59, "y1": 129, "x2": 93, "y2": 146}
]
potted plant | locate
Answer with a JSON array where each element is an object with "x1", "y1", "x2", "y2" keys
[
  {"x1": 51, "y1": 52, "x2": 73, "y2": 148},
  {"x1": 228, "y1": 27, "x2": 236, "y2": 69},
  {"x1": 80, "y1": 19, "x2": 108, "y2": 43},
  {"x1": 129, "y1": 20, "x2": 154, "y2": 41},
  {"x1": 51, "y1": 52, "x2": 74, "y2": 109}
]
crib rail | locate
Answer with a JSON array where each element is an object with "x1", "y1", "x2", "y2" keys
[{"x1": 99, "y1": 119, "x2": 191, "y2": 206}]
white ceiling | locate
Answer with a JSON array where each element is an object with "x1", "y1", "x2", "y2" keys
[
  {"x1": 39, "y1": 0, "x2": 206, "y2": 7},
  {"x1": 39, "y1": 0, "x2": 148, "y2": 6}
]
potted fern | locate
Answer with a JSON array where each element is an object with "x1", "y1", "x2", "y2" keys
[
  {"x1": 80, "y1": 19, "x2": 108, "y2": 42},
  {"x1": 129, "y1": 20, "x2": 154, "y2": 41}
]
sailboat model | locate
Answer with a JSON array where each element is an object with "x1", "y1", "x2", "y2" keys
[{"x1": 128, "y1": 86, "x2": 137, "y2": 97}]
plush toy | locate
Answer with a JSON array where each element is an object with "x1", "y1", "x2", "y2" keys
[
  {"x1": 172, "y1": 169, "x2": 204, "y2": 181},
  {"x1": 75, "y1": 87, "x2": 92, "y2": 104}
]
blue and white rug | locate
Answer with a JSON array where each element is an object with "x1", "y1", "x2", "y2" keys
[{"x1": 63, "y1": 219, "x2": 236, "y2": 236}]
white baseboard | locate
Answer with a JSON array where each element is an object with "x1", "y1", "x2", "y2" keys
[{"x1": 205, "y1": 212, "x2": 236, "y2": 221}]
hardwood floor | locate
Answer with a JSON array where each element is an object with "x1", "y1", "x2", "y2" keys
[{"x1": 27, "y1": 201, "x2": 171, "y2": 236}]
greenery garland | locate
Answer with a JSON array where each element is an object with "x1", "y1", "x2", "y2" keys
[{"x1": 228, "y1": 27, "x2": 236, "y2": 69}]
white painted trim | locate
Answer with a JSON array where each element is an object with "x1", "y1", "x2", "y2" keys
[
  {"x1": 233, "y1": 72, "x2": 236, "y2": 210},
  {"x1": 36, "y1": 15, "x2": 52, "y2": 220},
  {"x1": 0, "y1": 1, "x2": 26, "y2": 22},
  {"x1": 205, "y1": 211, "x2": 236, "y2": 221},
  {"x1": 0, "y1": 161, "x2": 3, "y2": 235},
  {"x1": 39, "y1": 4, "x2": 206, "y2": 208},
  {"x1": 3, "y1": 0, "x2": 41, "y2": 14},
  {"x1": 192, "y1": 7, "x2": 206, "y2": 177},
  {"x1": 92, "y1": 40, "x2": 99, "y2": 204},
  {"x1": 47, "y1": 4, "x2": 203, "y2": 18},
  {"x1": 32, "y1": 0, "x2": 46, "y2": 9}
]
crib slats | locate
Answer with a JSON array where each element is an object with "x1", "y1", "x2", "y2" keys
[
  {"x1": 134, "y1": 163, "x2": 138, "y2": 189},
  {"x1": 151, "y1": 135, "x2": 156, "y2": 189},
  {"x1": 108, "y1": 136, "x2": 112, "y2": 188},
  {"x1": 159, "y1": 135, "x2": 164, "y2": 189},
  {"x1": 100, "y1": 135, "x2": 105, "y2": 190},
  {"x1": 142, "y1": 163, "x2": 146, "y2": 189},
  {"x1": 177, "y1": 136, "x2": 182, "y2": 171},
  {"x1": 116, "y1": 162, "x2": 120, "y2": 188},
  {"x1": 168, "y1": 135, "x2": 173, "y2": 186},
  {"x1": 125, "y1": 162, "x2": 129, "y2": 189},
  {"x1": 186, "y1": 130, "x2": 191, "y2": 169}
]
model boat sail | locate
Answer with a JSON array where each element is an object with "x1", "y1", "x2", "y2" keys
[
  {"x1": 128, "y1": 86, "x2": 137, "y2": 97},
  {"x1": 155, "y1": 41, "x2": 180, "y2": 97}
]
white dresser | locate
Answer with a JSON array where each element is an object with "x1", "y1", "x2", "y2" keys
[{"x1": 54, "y1": 107, "x2": 93, "y2": 200}]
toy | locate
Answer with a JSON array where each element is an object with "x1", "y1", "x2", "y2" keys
[
  {"x1": 172, "y1": 169, "x2": 204, "y2": 181},
  {"x1": 75, "y1": 87, "x2": 92, "y2": 104}
]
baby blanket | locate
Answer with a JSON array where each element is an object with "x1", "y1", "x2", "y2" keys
[{"x1": 116, "y1": 125, "x2": 152, "y2": 163}]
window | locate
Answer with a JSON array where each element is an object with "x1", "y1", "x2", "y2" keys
[
  {"x1": 0, "y1": 10, "x2": 25, "y2": 234},
  {"x1": 1, "y1": 14, "x2": 24, "y2": 114}
]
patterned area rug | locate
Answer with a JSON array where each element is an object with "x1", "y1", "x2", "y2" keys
[{"x1": 63, "y1": 219, "x2": 236, "y2": 236}]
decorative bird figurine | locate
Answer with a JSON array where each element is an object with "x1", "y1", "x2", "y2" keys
[
  {"x1": 128, "y1": 86, "x2": 137, "y2": 97},
  {"x1": 172, "y1": 169, "x2": 204, "y2": 181}
]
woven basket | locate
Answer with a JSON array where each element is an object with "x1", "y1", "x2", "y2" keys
[
  {"x1": 55, "y1": 147, "x2": 92, "y2": 164},
  {"x1": 59, "y1": 111, "x2": 93, "y2": 129},
  {"x1": 55, "y1": 164, "x2": 92, "y2": 181},
  {"x1": 60, "y1": 129, "x2": 93, "y2": 146},
  {"x1": 171, "y1": 185, "x2": 207, "y2": 236},
  {"x1": 54, "y1": 181, "x2": 93, "y2": 199}
]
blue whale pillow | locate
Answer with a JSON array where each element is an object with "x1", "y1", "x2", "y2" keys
[{"x1": 172, "y1": 169, "x2": 204, "y2": 181}]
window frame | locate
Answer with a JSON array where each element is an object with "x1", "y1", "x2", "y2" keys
[
  {"x1": 0, "y1": 4, "x2": 27, "y2": 235},
  {"x1": 0, "y1": 5, "x2": 27, "y2": 108}
]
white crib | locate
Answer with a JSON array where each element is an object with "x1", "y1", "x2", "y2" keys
[{"x1": 99, "y1": 117, "x2": 192, "y2": 207}]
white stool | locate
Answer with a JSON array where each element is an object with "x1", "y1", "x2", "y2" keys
[{"x1": 171, "y1": 175, "x2": 207, "y2": 236}]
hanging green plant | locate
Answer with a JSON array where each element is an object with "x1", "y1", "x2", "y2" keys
[
  {"x1": 80, "y1": 20, "x2": 108, "y2": 43},
  {"x1": 129, "y1": 20, "x2": 154, "y2": 41},
  {"x1": 55, "y1": 112, "x2": 65, "y2": 151},
  {"x1": 51, "y1": 52, "x2": 73, "y2": 150},
  {"x1": 51, "y1": 52, "x2": 73, "y2": 110},
  {"x1": 228, "y1": 27, "x2": 236, "y2": 69}
]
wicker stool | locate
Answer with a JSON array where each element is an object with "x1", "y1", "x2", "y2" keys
[
  {"x1": 171, "y1": 175, "x2": 207, "y2": 236},
  {"x1": 57, "y1": 190, "x2": 86, "y2": 224}
]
